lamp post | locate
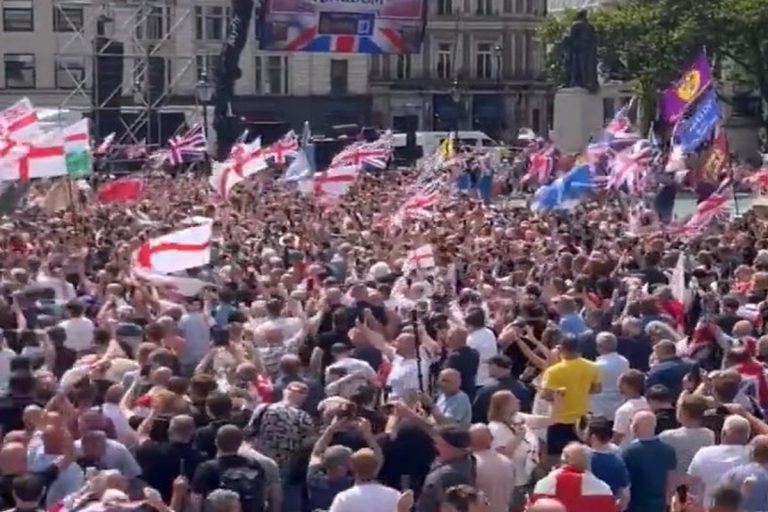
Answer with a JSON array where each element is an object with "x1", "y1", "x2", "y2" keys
[
  {"x1": 195, "y1": 72, "x2": 215, "y2": 141},
  {"x1": 450, "y1": 78, "x2": 462, "y2": 136}
]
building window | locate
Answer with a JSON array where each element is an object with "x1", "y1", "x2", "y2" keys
[
  {"x1": 475, "y1": 43, "x2": 493, "y2": 79},
  {"x1": 437, "y1": 0, "x2": 453, "y2": 15},
  {"x1": 2, "y1": 1, "x2": 33, "y2": 32},
  {"x1": 476, "y1": 0, "x2": 493, "y2": 15},
  {"x1": 255, "y1": 55, "x2": 288, "y2": 95},
  {"x1": 532, "y1": 107, "x2": 541, "y2": 133},
  {"x1": 195, "y1": 54, "x2": 220, "y2": 80},
  {"x1": 136, "y1": 6, "x2": 167, "y2": 40},
  {"x1": 436, "y1": 42, "x2": 453, "y2": 80},
  {"x1": 53, "y1": 6, "x2": 83, "y2": 32},
  {"x1": 370, "y1": 55, "x2": 383, "y2": 79},
  {"x1": 55, "y1": 56, "x2": 85, "y2": 89},
  {"x1": 516, "y1": 0, "x2": 525, "y2": 14},
  {"x1": 195, "y1": 6, "x2": 229, "y2": 41},
  {"x1": 4, "y1": 54, "x2": 35, "y2": 88},
  {"x1": 504, "y1": 0, "x2": 513, "y2": 12},
  {"x1": 330, "y1": 59, "x2": 348, "y2": 95},
  {"x1": 396, "y1": 55, "x2": 411, "y2": 80}
]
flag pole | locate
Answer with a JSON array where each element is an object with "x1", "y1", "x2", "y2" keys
[{"x1": 731, "y1": 162, "x2": 740, "y2": 217}]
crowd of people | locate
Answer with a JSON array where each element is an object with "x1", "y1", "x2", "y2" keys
[{"x1": 0, "y1": 164, "x2": 767, "y2": 512}]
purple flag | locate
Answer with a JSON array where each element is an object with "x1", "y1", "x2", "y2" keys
[{"x1": 660, "y1": 50, "x2": 712, "y2": 124}]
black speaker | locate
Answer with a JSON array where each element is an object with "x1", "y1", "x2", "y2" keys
[{"x1": 93, "y1": 37, "x2": 124, "y2": 108}]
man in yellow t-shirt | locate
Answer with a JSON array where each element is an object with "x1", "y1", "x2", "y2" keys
[{"x1": 540, "y1": 336, "x2": 601, "y2": 463}]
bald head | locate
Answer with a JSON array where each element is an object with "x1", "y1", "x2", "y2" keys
[
  {"x1": 438, "y1": 368, "x2": 461, "y2": 394},
  {"x1": 529, "y1": 498, "x2": 568, "y2": 512},
  {"x1": 722, "y1": 415, "x2": 751, "y2": 445},
  {"x1": 631, "y1": 410, "x2": 657, "y2": 439},
  {"x1": 0, "y1": 442, "x2": 26, "y2": 473},
  {"x1": 169, "y1": 414, "x2": 195, "y2": 443},
  {"x1": 562, "y1": 442, "x2": 591, "y2": 471},
  {"x1": 469, "y1": 424, "x2": 493, "y2": 451}
]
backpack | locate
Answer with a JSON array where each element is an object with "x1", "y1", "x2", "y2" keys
[{"x1": 219, "y1": 460, "x2": 267, "y2": 512}]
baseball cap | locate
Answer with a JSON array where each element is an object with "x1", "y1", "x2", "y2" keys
[{"x1": 488, "y1": 355, "x2": 512, "y2": 369}]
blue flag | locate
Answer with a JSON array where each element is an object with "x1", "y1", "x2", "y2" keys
[
  {"x1": 531, "y1": 165, "x2": 596, "y2": 211},
  {"x1": 674, "y1": 89, "x2": 720, "y2": 152},
  {"x1": 283, "y1": 149, "x2": 313, "y2": 182}
]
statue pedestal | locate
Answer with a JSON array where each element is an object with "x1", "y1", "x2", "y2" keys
[{"x1": 551, "y1": 87, "x2": 604, "y2": 154}]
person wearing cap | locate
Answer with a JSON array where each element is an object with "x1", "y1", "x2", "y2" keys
[
  {"x1": 416, "y1": 425, "x2": 476, "y2": 512},
  {"x1": 472, "y1": 354, "x2": 531, "y2": 423}
]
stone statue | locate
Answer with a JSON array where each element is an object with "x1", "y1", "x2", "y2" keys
[{"x1": 562, "y1": 10, "x2": 599, "y2": 93}]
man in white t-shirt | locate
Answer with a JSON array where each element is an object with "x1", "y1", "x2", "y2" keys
[
  {"x1": 329, "y1": 447, "x2": 398, "y2": 512},
  {"x1": 58, "y1": 300, "x2": 94, "y2": 353},
  {"x1": 465, "y1": 308, "x2": 498, "y2": 388},
  {"x1": 688, "y1": 415, "x2": 752, "y2": 507},
  {"x1": 612, "y1": 369, "x2": 650, "y2": 447}
]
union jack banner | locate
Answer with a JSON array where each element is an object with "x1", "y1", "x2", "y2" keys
[
  {"x1": 331, "y1": 139, "x2": 391, "y2": 169},
  {"x1": 672, "y1": 178, "x2": 733, "y2": 239},
  {"x1": 259, "y1": 0, "x2": 426, "y2": 54},
  {"x1": 606, "y1": 140, "x2": 654, "y2": 194},
  {"x1": 264, "y1": 131, "x2": 299, "y2": 165},
  {"x1": 163, "y1": 124, "x2": 207, "y2": 166},
  {"x1": 605, "y1": 98, "x2": 635, "y2": 136}
]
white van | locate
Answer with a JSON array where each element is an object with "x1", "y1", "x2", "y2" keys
[{"x1": 416, "y1": 131, "x2": 498, "y2": 157}]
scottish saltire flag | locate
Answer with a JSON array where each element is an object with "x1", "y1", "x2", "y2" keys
[
  {"x1": 531, "y1": 165, "x2": 596, "y2": 211},
  {"x1": 660, "y1": 49, "x2": 713, "y2": 123},
  {"x1": 673, "y1": 89, "x2": 721, "y2": 152}
]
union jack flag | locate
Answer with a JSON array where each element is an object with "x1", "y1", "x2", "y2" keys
[
  {"x1": 607, "y1": 140, "x2": 654, "y2": 194},
  {"x1": 264, "y1": 131, "x2": 299, "y2": 165},
  {"x1": 161, "y1": 124, "x2": 207, "y2": 165},
  {"x1": 744, "y1": 168, "x2": 768, "y2": 193},
  {"x1": 672, "y1": 177, "x2": 733, "y2": 239},
  {"x1": 331, "y1": 139, "x2": 391, "y2": 169},
  {"x1": 606, "y1": 98, "x2": 635, "y2": 136}
]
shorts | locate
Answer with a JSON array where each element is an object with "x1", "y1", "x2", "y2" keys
[{"x1": 546, "y1": 422, "x2": 579, "y2": 456}]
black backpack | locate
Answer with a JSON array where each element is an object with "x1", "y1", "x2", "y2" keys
[{"x1": 219, "y1": 460, "x2": 267, "y2": 512}]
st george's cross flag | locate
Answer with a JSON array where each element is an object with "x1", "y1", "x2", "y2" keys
[
  {"x1": 0, "y1": 97, "x2": 41, "y2": 141},
  {"x1": 133, "y1": 223, "x2": 212, "y2": 274},
  {"x1": 404, "y1": 244, "x2": 436, "y2": 273}
]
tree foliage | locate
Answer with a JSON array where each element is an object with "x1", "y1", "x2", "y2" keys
[{"x1": 538, "y1": 0, "x2": 768, "y2": 132}]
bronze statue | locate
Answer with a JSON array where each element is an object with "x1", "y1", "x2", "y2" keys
[{"x1": 563, "y1": 10, "x2": 599, "y2": 93}]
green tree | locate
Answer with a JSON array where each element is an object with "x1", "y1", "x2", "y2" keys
[{"x1": 538, "y1": 0, "x2": 768, "y2": 139}]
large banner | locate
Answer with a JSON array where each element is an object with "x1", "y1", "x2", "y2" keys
[{"x1": 258, "y1": 0, "x2": 426, "y2": 54}]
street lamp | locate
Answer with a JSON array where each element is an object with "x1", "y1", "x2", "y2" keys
[{"x1": 195, "y1": 72, "x2": 215, "y2": 140}]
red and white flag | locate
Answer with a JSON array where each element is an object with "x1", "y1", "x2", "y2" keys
[
  {"x1": 94, "y1": 132, "x2": 115, "y2": 156},
  {"x1": 0, "y1": 98, "x2": 41, "y2": 141},
  {"x1": 133, "y1": 223, "x2": 212, "y2": 274},
  {"x1": 392, "y1": 190, "x2": 441, "y2": 226},
  {"x1": 299, "y1": 164, "x2": 359, "y2": 202},
  {"x1": 209, "y1": 161, "x2": 245, "y2": 201},
  {"x1": 264, "y1": 131, "x2": 299, "y2": 165},
  {"x1": 526, "y1": 145, "x2": 556, "y2": 184},
  {"x1": 404, "y1": 244, "x2": 436, "y2": 273},
  {"x1": 0, "y1": 132, "x2": 67, "y2": 182}
]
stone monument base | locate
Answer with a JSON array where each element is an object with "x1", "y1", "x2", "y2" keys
[{"x1": 551, "y1": 87, "x2": 604, "y2": 154}]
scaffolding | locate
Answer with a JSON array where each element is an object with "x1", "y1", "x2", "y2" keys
[{"x1": 51, "y1": 0, "x2": 204, "y2": 147}]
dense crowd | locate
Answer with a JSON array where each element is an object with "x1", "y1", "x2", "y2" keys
[{"x1": 0, "y1": 165, "x2": 767, "y2": 512}]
